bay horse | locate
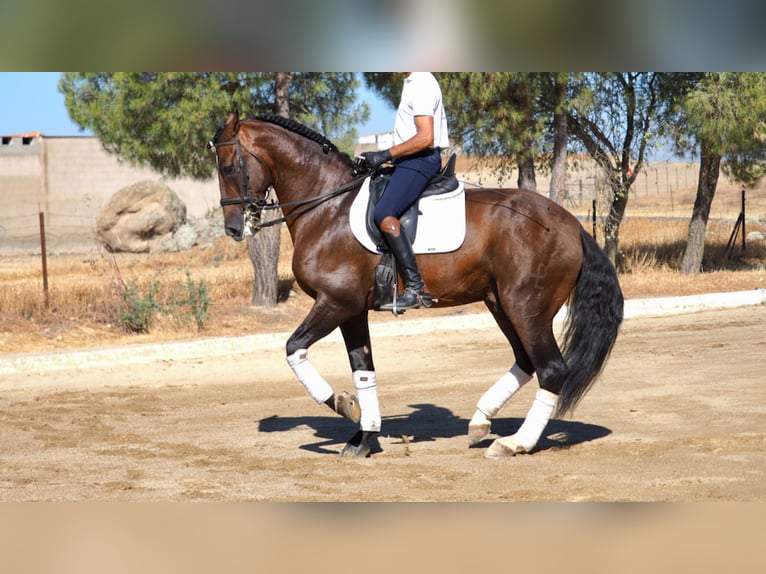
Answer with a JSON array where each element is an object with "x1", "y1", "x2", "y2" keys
[{"x1": 209, "y1": 112, "x2": 623, "y2": 459}]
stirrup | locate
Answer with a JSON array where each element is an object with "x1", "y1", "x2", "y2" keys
[
  {"x1": 380, "y1": 288, "x2": 433, "y2": 311},
  {"x1": 411, "y1": 289, "x2": 433, "y2": 308}
]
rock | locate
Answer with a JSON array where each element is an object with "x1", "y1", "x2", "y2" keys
[
  {"x1": 150, "y1": 223, "x2": 198, "y2": 253},
  {"x1": 97, "y1": 181, "x2": 187, "y2": 253},
  {"x1": 189, "y1": 209, "x2": 225, "y2": 246},
  {"x1": 172, "y1": 223, "x2": 198, "y2": 250},
  {"x1": 746, "y1": 231, "x2": 765, "y2": 242}
]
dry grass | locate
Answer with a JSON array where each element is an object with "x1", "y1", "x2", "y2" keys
[
  {"x1": 617, "y1": 218, "x2": 766, "y2": 273},
  {"x1": 2, "y1": 196, "x2": 766, "y2": 354},
  {"x1": 0, "y1": 232, "x2": 301, "y2": 354}
]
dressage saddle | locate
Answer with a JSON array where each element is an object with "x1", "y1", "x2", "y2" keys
[{"x1": 365, "y1": 153, "x2": 459, "y2": 251}]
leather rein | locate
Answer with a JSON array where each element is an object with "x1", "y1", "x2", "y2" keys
[{"x1": 208, "y1": 136, "x2": 368, "y2": 231}]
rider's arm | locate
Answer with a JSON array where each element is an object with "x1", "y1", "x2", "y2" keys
[{"x1": 388, "y1": 115, "x2": 434, "y2": 159}]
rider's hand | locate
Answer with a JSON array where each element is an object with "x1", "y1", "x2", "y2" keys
[{"x1": 356, "y1": 149, "x2": 392, "y2": 171}]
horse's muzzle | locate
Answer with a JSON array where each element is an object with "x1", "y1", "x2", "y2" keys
[{"x1": 224, "y1": 211, "x2": 245, "y2": 242}]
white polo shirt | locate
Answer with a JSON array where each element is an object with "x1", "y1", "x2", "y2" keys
[{"x1": 393, "y1": 72, "x2": 450, "y2": 149}]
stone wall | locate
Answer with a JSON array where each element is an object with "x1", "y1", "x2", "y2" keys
[{"x1": 0, "y1": 135, "x2": 219, "y2": 254}]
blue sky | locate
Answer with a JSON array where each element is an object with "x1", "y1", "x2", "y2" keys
[
  {"x1": 0, "y1": 73, "x2": 688, "y2": 162},
  {"x1": 0, "y1": 72, "x2": 89, "y2": 136},
  {"x1": 0, "y1": 72, "x2": 395, "y2": 137}
]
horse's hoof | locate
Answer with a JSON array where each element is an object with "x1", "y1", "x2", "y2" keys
[
  {"x1": 485, "y1": 436, "x2": 527, "y2": 459},
  {"x1": 340, "y1": 441, "x2": 370, "y2": 458},
  {"x1": 340, "y1": 430, "x2": 375, "y2": 458},
  {"x1": 468, "y1": 422, "x2": 491, "y2": 446},
  {"x1": 335, "y1": 391, "x2": 361, "y2": 424}
]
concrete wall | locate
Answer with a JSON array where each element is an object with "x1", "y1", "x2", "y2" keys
[{"x1": 1, "y1": 135, "x2": 219, "y2": 254}]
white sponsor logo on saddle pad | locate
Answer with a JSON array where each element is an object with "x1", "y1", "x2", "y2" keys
[{"x1": 349, "y1": 177, "x2": 466, "y2": 254}]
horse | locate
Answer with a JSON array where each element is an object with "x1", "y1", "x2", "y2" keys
[{"x1": 209, "y1": 111, "x2": 623, "y2": 459}]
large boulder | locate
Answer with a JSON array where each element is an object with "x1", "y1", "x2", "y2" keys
[{"x1": 97, "y1": 181, "x2": 187, "y2": 253}]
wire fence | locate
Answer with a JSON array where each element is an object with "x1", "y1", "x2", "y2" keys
[{"x1": 0, "y1": 211, "x2": 100, "y2": 257}]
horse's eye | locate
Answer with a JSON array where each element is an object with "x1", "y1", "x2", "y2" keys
[{"x1": 221, "y1": 165, "x2": 235, "y2": 176}]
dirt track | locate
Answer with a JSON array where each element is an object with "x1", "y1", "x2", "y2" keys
[{"x1": 0, "y1": 305, "x2": 764, "y2": 501}]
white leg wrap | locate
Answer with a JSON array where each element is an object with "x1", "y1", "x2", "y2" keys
[
  {"x1": 475, "y1": 363, "x2": 533, "y2": 418},
  {"x1": 286, "y1": 349, "x2": 333, "y2": 405},
  {"x1": 512, "y1": 388, "x2": 558, "y2": 452},
  {"x1": 353, "y1": 370, "x2": 380, "y2": 432}
]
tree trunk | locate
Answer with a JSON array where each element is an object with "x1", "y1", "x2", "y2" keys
[
  {"x1": 245, "y1": 73, "x2": 291, "y2": 307},
  {"x1": 515, "y1": 80, "x2": 537, "y2": 192},
  {"x1": 247, "y1": 208, "x2": 282, "y2": 307},
  {"x1": 274, "y1": 73, "x2": 292, "y2": 116},
  {"x1": 681, "y1": 150, "x2": 721, "y2": 274},
  {"x1": 549, "y1": 76, "x2": 568, "y2": 205},
  {"x1": 517, "y1": 154, "x2": 537, "y2": 191},
  {"x1": 603, "y1": 181, "x2": 629, "y2": 266}
]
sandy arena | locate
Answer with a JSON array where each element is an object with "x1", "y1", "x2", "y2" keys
[{"x1": 0, "y1": 301, "x2": 763, "y2": 501}]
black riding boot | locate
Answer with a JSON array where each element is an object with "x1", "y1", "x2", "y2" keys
[{"x1": 379, "y1": 216, "x2": 432, "y2": 310}]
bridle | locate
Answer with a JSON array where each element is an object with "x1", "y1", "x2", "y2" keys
[
  {"x1": 208, "y1": 134, "x2": 369, "y2": 233},
  {"x1": 208, "y1": 137, "x2": 274, "y2": 206}
]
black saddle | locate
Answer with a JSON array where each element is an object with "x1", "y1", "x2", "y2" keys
[{"x1": 365, "y1": 153, "x2": 459, "y2": 250}]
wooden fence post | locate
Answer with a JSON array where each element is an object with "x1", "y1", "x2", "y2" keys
[
  {"x1": 742, "y1": 189, "x2": 746, "y2": 252},
  {"x1": 39, "y1": 210, "x2": 49, "y2": 309},
  {"x1": 592, "y1": 199, "x2": 597, "y2": 240}
]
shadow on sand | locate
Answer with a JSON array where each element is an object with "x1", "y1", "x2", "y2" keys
[{"x1": 258, "y1": 403, "x2": 611, "y2": 456}]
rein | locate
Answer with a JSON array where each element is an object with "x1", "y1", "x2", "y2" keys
[{"x1": 255, "y1": 176, "x2": 368, "y2": 229}]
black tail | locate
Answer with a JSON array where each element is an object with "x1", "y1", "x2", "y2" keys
[{"x1": 556, "y1": 228, "x2": 624, "y2": 416}]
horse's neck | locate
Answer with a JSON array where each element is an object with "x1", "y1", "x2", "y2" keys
[
  {"x1": 272, "y1": 153, "x2": 352, "y2": 238},
  {"x1": 285, "y1": 161, "x2": 348, "y2": 197}
]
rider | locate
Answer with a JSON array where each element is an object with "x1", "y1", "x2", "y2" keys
[{"x1": 357, "y1": 72, "x2": 450, "y2": 310}]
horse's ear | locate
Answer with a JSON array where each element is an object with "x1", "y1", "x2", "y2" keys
[{"x1": 227, "y1": 110, "x2": 240, "y2": 136}]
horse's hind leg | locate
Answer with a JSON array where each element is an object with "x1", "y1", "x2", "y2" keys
[
  {"x1": 469, "y1": 364, "x2": 533, "y2": 445},
  {"x1": 485, "y1": 325, "x2": 565, "y2": 459},
  {"x1": 468, "y1": 296, "x2": 535, "y2": 445}
]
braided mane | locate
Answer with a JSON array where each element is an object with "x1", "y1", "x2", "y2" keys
[{"x1": 252, "y1": 114, "x2": 340, "y2": 153}]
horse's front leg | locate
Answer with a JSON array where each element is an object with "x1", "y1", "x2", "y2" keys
[
  {"x1": 338, "y1": 312, "x2": 379, "y2": 458},
  {"x1": 285, "y1": 298, "x2": 361, "y2": 425}
]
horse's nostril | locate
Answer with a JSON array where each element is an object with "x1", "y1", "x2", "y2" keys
[{"x1": 225, "y1": 226, "x2": 244, "y2": 241}]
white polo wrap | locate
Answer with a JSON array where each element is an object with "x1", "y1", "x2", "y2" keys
[
  {"x1": 353, "y1": 370, "x2": 381, "y2": 432},
  {"x1": 286, "y1": 349, "x2": 333, "y2": 404},
  {"x1": 476, "y1": 363, "x2": 533, "y2": 418},
  {"x1": 513, "y1": 388, "x2": 558, "y2": 452}
]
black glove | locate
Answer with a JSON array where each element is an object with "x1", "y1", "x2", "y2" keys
[{"x1": 356, "y1": 149, "x2": 392, "y2": 171}]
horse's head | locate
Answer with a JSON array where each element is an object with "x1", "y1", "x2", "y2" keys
[{"x1": 208, "y1": 111, "x2": 275, "y2": 241}]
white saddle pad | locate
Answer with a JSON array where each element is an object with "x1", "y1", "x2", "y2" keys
[{"x1": 349, "y1": 177, "x2": 466, "y2": 254}]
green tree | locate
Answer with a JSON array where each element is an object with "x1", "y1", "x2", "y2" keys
[
  {"x1": 567, "y1": 73, "x2": 694, "y2": 265},
  {"x1": 439, "y1": 73, "x2": 546, "y2": 190},
  {"x1": 673, "y1": 72, "x2": 766, "y2": 274},
  {"x1": 60, "y1": 72, "x2": 368, "y2": 306}
]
